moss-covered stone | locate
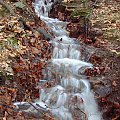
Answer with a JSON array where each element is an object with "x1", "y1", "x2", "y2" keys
[
  {"x1": 70, "y1": 8, "x2": 91, "y2": 19},
  {"x1": 0, "y1": 5, "x2": 10, "y2": 17}
]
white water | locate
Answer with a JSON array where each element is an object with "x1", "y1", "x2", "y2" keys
[{"x1": 14, "y1": 0, "x2": 102, "y2": 120}]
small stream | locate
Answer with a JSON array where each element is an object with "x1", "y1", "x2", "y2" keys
[{"x1": 14, "y1": 0, "x2": 102, "y2": 120}]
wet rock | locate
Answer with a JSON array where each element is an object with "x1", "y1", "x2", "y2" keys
[
  {"x1": 96, "y1": 86, "x2": 111, "y2": 97},
  {"x1": 14, "y1": 102, "x2": 49, "y2": 118},
  {"x1": 38, "y1": 27, "x2": 52, "y2": 41},
  {"x1": 89, "y1": 28, "x2": 103, "y2": 37}
]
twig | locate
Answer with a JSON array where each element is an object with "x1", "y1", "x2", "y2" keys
[
  {"x1": 28, "y1": 102, "x2": 54, "y2": 119},
  {"x1": 28, "y1": 102, "x2": 44, "y2": 115}
]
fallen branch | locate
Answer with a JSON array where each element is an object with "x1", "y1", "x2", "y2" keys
[
  {"x1": 28, "y1": 103, "x2": 55, "y2": 119},
  {"x1": 28, "y1": 102, "x2": 45, "y2": 115}
]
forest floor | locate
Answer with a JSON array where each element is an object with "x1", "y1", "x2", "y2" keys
[
  {"x1": 0, "y1": 0, "x2": 54, "y2": 120},
  {"x1": 90, "y1": 1, "x2": 120, "y2": 119},
  {"x1": 0, "y1": 0, "x2": 120, "y2": 120}
]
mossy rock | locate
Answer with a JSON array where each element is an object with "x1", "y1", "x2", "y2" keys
[
  {"x1": 0, "y1": 5, "x2": 10, "y2": 17},
  {"x1": 70, "y1": 8, "x2": 91, "y2": 19},
  {"x1": 58, "y1": 4, "x2": 66, "y2": 12}
]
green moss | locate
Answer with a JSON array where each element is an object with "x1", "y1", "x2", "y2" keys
[
  {"x1": 70, "y1": 8, "x2": 91, "y2": 19},
  {"x1": 0, "y1": 6, "x2": 10, "y2": 17},
  {"x1": 0, "y1": 37, "x2": 18, "y2": 50}
]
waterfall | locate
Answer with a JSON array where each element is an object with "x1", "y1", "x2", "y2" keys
[{"x1": 14, "y1": 0, "x2": 102, "y2": 120}]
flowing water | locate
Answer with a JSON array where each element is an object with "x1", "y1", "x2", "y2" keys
[{"x1": 14, "y1": 0, "x2": 102, "y2": 120}]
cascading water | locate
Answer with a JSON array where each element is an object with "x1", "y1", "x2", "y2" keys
[{"x1": 14, "y1": 0, "x2": 102, "y2": 120}]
